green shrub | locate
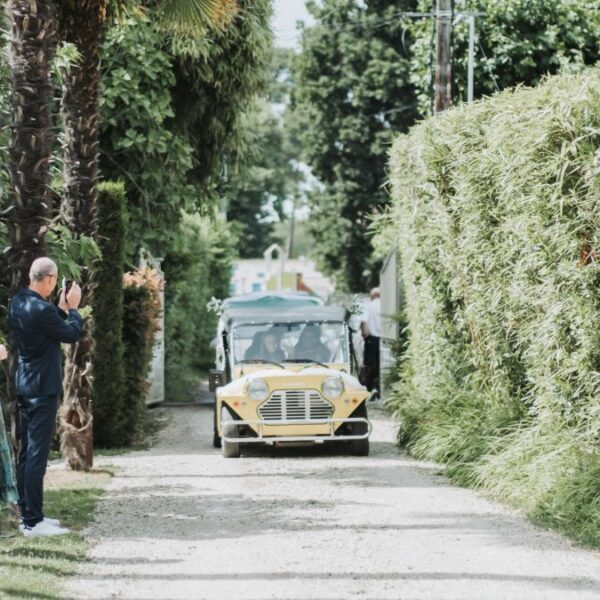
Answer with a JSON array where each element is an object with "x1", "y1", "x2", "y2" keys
[
  {"x1": 379, "y1": 67, "x2": 600, "y2": 545},
  {"x1": 121, "y1": 268, "x2": 162, "y2": 444},
  {"x1": 92, "y1": 182, "x2": 127, "y2": 448},
  {"x1": 163, "y1": 213, "x2": 235, "y2": 402}
]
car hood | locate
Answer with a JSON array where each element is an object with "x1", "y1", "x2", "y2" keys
[{"x1": 218, "y1": 367, "x2": 365, "y2": 396}]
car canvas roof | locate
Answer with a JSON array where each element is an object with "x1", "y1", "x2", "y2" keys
[
  {"x1": 222, "y1": 291, "x2": 324, "y2": 310},
  {"x1": 224, "y1": 305, "x2": 346, "y2": 328}
]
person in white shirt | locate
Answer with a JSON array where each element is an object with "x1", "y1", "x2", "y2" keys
[{"x1": 360, "y1": 287, "x2": 381, "y2": 395}]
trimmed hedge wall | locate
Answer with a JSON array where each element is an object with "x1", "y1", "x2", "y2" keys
[
  {"x1": 92, "y1": 182, "x2": 127, "y2": 448},
  {"x1": 381, "y1": 68, "x2": 600, "y2": 545},
  {"x1": 122, "y1": 268, "x2": 162, "y2": 445}
]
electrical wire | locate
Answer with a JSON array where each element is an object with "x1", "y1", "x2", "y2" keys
[{"x1": 477, "y1": 39, "x2": 500, "y2": 92}]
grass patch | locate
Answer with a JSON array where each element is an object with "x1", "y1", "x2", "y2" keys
[{"x1": 0, "y1": 469, "x2": 111, "y2": 600}]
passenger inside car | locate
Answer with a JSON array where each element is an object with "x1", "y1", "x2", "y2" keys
[{"x1": 293, "y1": 324, "x2": 330, "y2": 363}]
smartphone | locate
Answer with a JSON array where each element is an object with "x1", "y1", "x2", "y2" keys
[{"x1": 63, "y1": 278, "x2": 74, "y2": 298}]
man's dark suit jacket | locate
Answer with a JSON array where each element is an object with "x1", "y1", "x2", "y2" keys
[{"x1": 8, "y1": 288, "x2": 83, "y2": 397}]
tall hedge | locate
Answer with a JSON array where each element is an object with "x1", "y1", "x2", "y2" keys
[
  {"x1": 379, "y1": 68, "x2": 600, "y2": 545},
  {"x1": 122, "y1": 268, "x2": 162, "y2": 445},
  {"x1": 92, "y1": 182, "x2": 126, "y2": 448}
]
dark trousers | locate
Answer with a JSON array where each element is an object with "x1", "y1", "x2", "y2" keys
[
  {"x1": 362, "y1": 336, "x2": 380, "y2": 392},
  {"x1": 17, "y1": 395, "x2": 59, "y2": 527}
]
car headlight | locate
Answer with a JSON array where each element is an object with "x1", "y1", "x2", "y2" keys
[
  {"x1": 321, "y1": 376, "x2": 344, "y2": 400},
  {"x1": 247, "y1": 378, "x2": 269, "y2": 401}
]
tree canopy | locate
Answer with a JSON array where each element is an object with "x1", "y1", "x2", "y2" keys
[
  {"x1": 99, "y1": 1, "x2": 273, "y2": 257},
  {"x1": 223, "y1": 47, "x2": 305, "y2": 258},
  {"x1": 293, "y1": 0, "x2": 419, "y2": 292}
]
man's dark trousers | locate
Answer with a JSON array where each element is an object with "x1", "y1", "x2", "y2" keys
[
  {"x1": 362, "y1": 335, "x2": 380, "y2": 392},
  {"x1": 17, "y1": 395, "x2": 59, "y2": 527}
]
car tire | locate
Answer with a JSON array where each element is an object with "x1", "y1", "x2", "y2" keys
[
  {"x1": 221, "y1": 406, "x2": 240, "y2": 458},
  {"x1": 213, "y1": 398, "x2": 221, "y2": 448},
  {"x1": 350, "y1": 403, "x2": 369, "y2": 456}
]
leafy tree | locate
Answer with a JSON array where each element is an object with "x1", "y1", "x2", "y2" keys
[
  {"x1": 100, "y1": 1, "x2": 273, "y2": 256},
  {"x1": 223, "y1": 47, "x2": 306, "y2": 258},
  {"x1": 293, "y1": 0, "x2": 419, "y2": 292},
  {"x1": 100, "y1": 13, "x2": 196, "y2": 256},
  {"x1": 169, "y1": 0, "x2": 273, "y2": 191}
]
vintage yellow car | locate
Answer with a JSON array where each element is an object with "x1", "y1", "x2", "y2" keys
[{"x1": 209, "y1": 293, "x2": 372, "y2": 458}]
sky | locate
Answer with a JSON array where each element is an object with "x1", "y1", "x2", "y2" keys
[{"x1": 272, "y1": 0, "x2": 314, "y2": 49}]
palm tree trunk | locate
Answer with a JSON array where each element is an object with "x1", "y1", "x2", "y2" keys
[
  {"x1": 57, "y1": 5, "x2": 102, "y2": 471},
  {"x1": 6, "y1": 0, "x2": 57, "y2": 289},
  {"x1": 4, "y1": 0, "x2": 58, "y2": 464}
]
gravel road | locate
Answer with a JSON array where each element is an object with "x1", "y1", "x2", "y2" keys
[{"x1": 67, "y1": 403, "x2": 600, "y2": 600}]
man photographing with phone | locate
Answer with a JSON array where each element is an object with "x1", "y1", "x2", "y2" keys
[{"x1": 8, "y1": 257, "x2": 82, "y2": 537}]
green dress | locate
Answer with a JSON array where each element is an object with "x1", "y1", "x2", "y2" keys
[{"x1": 0, "y1": 406, "x2": 17, "y2": 504}]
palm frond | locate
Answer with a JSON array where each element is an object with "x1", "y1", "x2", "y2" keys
[{"x1": 157, "y1": 0, "x2": 238, "y2": 35}]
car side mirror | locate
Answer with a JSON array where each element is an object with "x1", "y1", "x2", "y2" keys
[{"x1": 209, "y1": 369, "x2": 226, "y2": 392}]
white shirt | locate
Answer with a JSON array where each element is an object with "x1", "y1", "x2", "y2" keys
[{"x1": 362, "y1": 297, "x2": 381, "y2": 338}]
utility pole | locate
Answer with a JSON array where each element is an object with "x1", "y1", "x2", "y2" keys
[
  {"x1": 287, "y1": 193, "x2": 296, "y2": 260},
  {"x1": 434, "y1": 0, "x2": 453, "y2": 113},
  {"x1": 467, "y1": 15, "x2": 475, "y2": 103}
]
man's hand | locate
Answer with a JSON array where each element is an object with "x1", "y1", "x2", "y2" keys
[
  {"x1": 360, "y1": 321, "x2": 368, "y2": 339},
  {"x1": 0, "y1": 344, "x2": 7, "y2": 361},
  {"x1": 58, "y1": 283, "x2": 82, "y2": 311}
]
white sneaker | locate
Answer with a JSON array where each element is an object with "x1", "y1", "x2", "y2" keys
[
  {"x1": 22, "y1": 520, "x2": 70, "y2": 537},
  {"x1": 19, "y1": 516, "x2": 61, "y2": 532}
]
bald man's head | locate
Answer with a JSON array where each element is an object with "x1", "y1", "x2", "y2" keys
[
  {"x1": 370, "y1": 287, "x2": 380, "y2": 300},
  {"x1": 29, "y1": 257, "x2": 58, "y2": 284}
]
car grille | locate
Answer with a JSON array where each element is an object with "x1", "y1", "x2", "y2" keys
[{"x1": 258, "y1": 390, "x2": 334, "y2": 422}]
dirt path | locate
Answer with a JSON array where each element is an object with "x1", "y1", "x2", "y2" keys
[{"x1": 67, "y1": 404, "x2": 600, "y2": 600}]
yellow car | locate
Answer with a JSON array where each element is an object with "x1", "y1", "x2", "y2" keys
[{"x1": 210, "y1": 294, "x2": 372, "y2": 458}]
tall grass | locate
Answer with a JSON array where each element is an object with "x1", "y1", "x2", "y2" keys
[{"x1": 379, "y1": 67, "x2": 600, "y2": 546}]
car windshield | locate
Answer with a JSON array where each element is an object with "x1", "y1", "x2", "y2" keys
[{"x1": 232, "y1": 322, "x2": 348, "y2": 365}]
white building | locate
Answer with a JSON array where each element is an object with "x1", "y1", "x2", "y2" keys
[{"x1": 230, "y1": 251, "x2": 334, "y2": 300}]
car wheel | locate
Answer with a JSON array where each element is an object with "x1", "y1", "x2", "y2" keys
[
  {"x1": 350, "y1": 403, "x2": 369, "y2": 456},
  {"x1": 213, "y1": 398, "x2": 221, "y2": 448},
  {"x1": 221, "y1": 406, "x2": 240, "y2": 458}
]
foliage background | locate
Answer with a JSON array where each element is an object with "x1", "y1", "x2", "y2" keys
[
  {"x1": 376, "y1": 67, "x2": 600, "y2": 546},
  {"x1": 163, "y1": 213, "x2": 236, "y2": 401},
  {"x1": 408, "y1": 0, "x2": 600, "y2": 114}
]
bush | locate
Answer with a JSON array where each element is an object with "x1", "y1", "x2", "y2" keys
[
  {"x1": 163, "y1": 212, "x2": 235, "y2": 402},
  {"x1": 92, "y1": 182, "x2": 127, "y2": 448},
  {"x1": 121, "y1": 267, "x2": 162, "y2": 444},
  {"x1": 378, "y1": 67, "x2": 600, "y2": 545}
]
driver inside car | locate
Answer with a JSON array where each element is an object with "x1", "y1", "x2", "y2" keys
[{"x1": 245, "y1": 330, "x2": 286, "y2": 362}]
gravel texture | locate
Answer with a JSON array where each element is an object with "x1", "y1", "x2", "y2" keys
[{"x1": 67, "y1": 403, "x2": 600, "y2": 600}]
